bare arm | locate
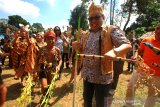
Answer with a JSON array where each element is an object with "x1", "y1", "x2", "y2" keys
[
  {"x1": 56, "y1": 48, "x2": 62, "y2": 72},
  {"x1": 114, "y1": 44, "x2": 132, "y2": 56}
]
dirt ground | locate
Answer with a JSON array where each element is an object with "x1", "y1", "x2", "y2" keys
[
  {"x1": 2, "y1": 60, "x2": 133, "y2": 107},
  {"x1": 2, "y1": 65, "x2": 84, "y2": 107},
  {"x1": 2, "y1": 62, "x2": 160, "y2": 107}
]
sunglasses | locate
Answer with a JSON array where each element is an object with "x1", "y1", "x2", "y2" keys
[{"x1": 88, "y1": 15, "x2": 101, "y2": 21}]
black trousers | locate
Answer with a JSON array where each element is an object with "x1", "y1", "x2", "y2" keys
[
  {"x1": 62, "y1": 53, "x2": 69, "y2": 68},
  {"x1": 112, "y1": 61, "x2": 124, "y2": 90},
  {"x1": 83, "y1": 80, "x2": 111, "y2": 107}
]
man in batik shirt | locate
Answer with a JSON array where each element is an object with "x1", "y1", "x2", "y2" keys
[{"x1": 72, "y1": 2, "x2": 131, "y2": 107}]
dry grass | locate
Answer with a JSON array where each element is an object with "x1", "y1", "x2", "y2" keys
[
  {"x1": 111, "y1": 62, "x2": 160, "y2": 107},
  {"x1": 2, "y1": 61, "x2": 160, "y2": 107}
]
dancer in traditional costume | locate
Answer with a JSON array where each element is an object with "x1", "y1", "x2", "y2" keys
[
  {"x1": 31, "y1": 32, "x2": 46, "y2": 80},
  {"x1": 36, "y1": 31, "x2": 62, "y2": 96},
  {"x1": 11, "y1": 24, "x2": 37, "y2": 84}
]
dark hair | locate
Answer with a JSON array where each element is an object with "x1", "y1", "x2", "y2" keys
[{"x1": 53, "y1": 26, "x2": 61, "y2": 36}]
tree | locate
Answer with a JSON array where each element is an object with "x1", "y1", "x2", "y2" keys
[
  {"x1": 81, "y1": 0, "x2": 108, "y2": 4},
  {"x1": 8, "y1": 15, "x2": 30, "y2": 28},
  {"x1": 69, "y1": 3, "x2": 89, "y2": 32},
  {"x1": 31, "y1": 23, "x2": 44, "y2": 33},
  {"x1": 109, "y1": 0, "x2": 117, "y2": 25},
  {"x1": 120, "y1": 0, "x2": 137, "y2": 31},
  {"x1": 125, "y1": 0, "x2": 160, "y2": 37}
]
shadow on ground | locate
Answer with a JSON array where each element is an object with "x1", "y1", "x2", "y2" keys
[
  {"x1": 2, "y1": 73, "x2": 14, "y2": 80},
  {"x1": 50, "y1": 83, "x2": 73, "y2": 106},
  {"x1": 6, "y1": 83, "x2": 23, "y2": 101}
]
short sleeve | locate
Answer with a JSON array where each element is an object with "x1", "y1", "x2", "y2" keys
[{"x1": 111, "y1": 26, "x2": 130, "y2": 47}]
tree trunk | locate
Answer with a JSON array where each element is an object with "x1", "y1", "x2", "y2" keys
[
  {"x1": 123, "y1": 0, "x2": 133, "y2": 31},
  {"x1": 112, "y1": 0, "x2": 116, "y2": 24},
  {"x1": 110, "y1": 0, "x2": 113, "y2": 24}
]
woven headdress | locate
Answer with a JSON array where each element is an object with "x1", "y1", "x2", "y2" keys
[{"x1": 89, "y1": 2, "x2": 103, "y2": 16}]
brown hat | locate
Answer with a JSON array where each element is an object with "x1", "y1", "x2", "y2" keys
[
  {"x1": 44, "y1": 31, "x2": 56, "y2": 41},
  {"x1": 89, "y1": 2, "x2": 103, "y2": 16}
]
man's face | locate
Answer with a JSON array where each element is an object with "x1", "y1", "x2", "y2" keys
[
  {"x1": 88, "y1": 14, "x2": 104, "y2": 32},
  {"x1": 155, "y1": 23, "x2": 160, "y2": 42}
]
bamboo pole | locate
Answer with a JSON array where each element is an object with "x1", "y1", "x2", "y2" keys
[
  {"x1": 77, "y1": 54, "x2": 136, "y2": 62},
  {"x1": 72, "y1": 16, "x2": 81, "y2": 107}
]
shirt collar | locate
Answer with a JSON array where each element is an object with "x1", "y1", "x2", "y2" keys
[{"x1": 89, "y1": 27, "x2": 102, "y2": 32}]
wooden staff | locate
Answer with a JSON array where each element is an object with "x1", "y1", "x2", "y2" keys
[
  {"x1": 77, "y1": 54, "x2": 136, "y2": 62},
  {"x1": 132, "y1": 31, "x2": 136, "y2": 71}
]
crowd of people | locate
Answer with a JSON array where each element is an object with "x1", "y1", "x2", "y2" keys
[
  {"x1": 0, "y1": 24, "x2": 74, "y2": 106},
  {"x1": 0, "y1": 2, "x2": 160, "y2": 107}
]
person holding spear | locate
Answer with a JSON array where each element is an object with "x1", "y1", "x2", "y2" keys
[{"x1": 72, "y1": 2, "x2": 131, "y2": 107}]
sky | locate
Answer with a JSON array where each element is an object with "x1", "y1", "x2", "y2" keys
[{"x1": 0, "y1": 0, "x2": 135, "y2": 31}]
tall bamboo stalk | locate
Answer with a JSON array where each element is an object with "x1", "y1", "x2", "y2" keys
[{"x1": 72, "y1": 16, "x2": 81, "y2": 107}]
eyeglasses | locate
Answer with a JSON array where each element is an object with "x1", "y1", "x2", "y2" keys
[{"x1": 88, "y1": 15, "x2": 101, "y2": 22}]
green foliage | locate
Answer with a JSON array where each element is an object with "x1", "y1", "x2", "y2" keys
[
  {"x1": 69, "y1": 3, "x2": 89, "y2": 32},
  {"x1": 134, "y1": 27, "x2": 146, "y2": 38},
  {"x1": 136, "y1": 0, "x2": 155, "y2": 14},
  {"x1": 31, "y1": 23, "x2": 45, "y2": 33},
  {"x1": 0, "y1": 23, "x2": 18, "y2": 32},
  {"x1": 40, "y1": 73, "x2": 59, "y2": 107},
  {"x1": 16, "y1": 74, "x2": 33, "y2": 107},
  {"x1": 82, "y1": 0, "x2": 108, "y2": 3},
  {"x1": 8, "y1": 15, "x2": 30, "y2": 28},
  {"x1": 151, "y1": 21, "x2": 158, "y2": 27},
  {"x1": 124, "y1": 0, "x2": 160, "y2": 38}
]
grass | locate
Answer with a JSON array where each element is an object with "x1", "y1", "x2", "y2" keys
[
  {"x1": 62, "y1": 62, "x2": 160, "y2": 107},
  {"x1": 111, "y1": 62, "x2": 160, "y2": 107},
  {"x1": 2, "y1": 60, "x2": 160, "y2": 107}
]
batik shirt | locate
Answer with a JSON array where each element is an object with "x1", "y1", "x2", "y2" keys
[{"x1": 81, "y1": 26, "x2": 130, "y2": 85}]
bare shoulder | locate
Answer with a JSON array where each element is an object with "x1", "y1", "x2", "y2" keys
[
  {"x1": 54, "y1": 46, "x2": 59, "y2": 50},
  {"x1": 54, "y1": 46, "x2": 60, "y2": 52}
]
